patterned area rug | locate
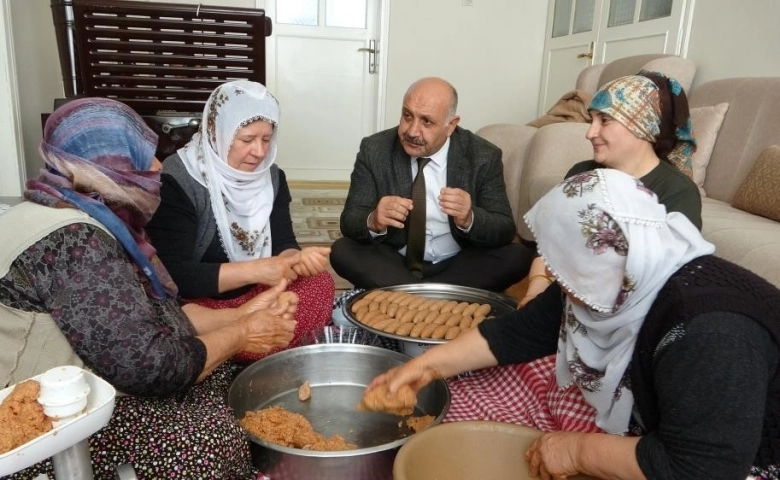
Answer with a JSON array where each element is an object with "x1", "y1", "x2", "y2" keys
[
  {"x1": 289, "y1": 187, "x2": 346, "y2": 245},
  {"x1": 289, "y1": 183, "x2": 352, "y2": 291}
]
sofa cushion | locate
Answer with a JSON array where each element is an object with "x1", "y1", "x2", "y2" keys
[
  {"x1": 702, "y1": 197, "x2": 780, "y2": 288},
  {"x1": 691, "y1": 102, "x2": 729, "y2": 197},
  {"x1": 730, "y1": 145, "x2": 780, "y2": 222}
]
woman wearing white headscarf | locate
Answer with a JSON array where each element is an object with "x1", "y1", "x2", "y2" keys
[
  {"x1": 148, "y1": 80, "x2": 334, "y2": 363},
  {"x1": 367, "y1": 169, "x2": 780, "y2": 479}
]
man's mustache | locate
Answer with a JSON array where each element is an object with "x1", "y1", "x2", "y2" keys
[{"x1": 403, "y1": 135, "x2": 425, "y2": 146}]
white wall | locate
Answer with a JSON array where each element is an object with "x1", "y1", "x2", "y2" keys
[
  {"x1": 687, "y1": 0, "x2": 780, "y2": 87},
  {"x1": 0, "y1": 0, "x2": 23, "y2": 196},
  {"x1": 4, "y1": 0, "x2": 780, "y2": 191},
  {"x1": 9, "y1": 0, "x2": 62, "y2": 186},
  {"x1": 384, "y1": 0, "x2": 547, "y2": 132}
]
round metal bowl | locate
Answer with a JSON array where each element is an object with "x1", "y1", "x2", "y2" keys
[
  {"x1": 342, "y1": 283, "x2": 518, "y2": 356},
  {"x1": 299, "y1": 325, "x2": 380, "y2": 347},
  {"x1": 228, "y1": 344, "x2": 450, "y2": 480}
]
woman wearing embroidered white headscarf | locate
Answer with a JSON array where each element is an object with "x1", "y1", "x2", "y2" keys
[
  {"x1": 148, "y1": 80, "x2": 335, "y2": 363},
  {"x1": 366, "y1": 169, "x2": 780, "y2": 479},
  {"x1": 520, "y1": 71, "x2": 702, "y2": 308}
]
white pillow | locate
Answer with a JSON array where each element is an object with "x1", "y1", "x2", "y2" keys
[{"x1": 690, "y1": 102, "x2": 729, "y2": 197}]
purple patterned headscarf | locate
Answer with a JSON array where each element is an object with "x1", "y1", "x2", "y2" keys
[{"x1": 26, "y1": 97, "x2": 177, "y2": 298}]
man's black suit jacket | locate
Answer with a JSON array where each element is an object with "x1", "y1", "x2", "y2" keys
[{"x1": 339, "y1": 126, "x2": 517, "y2": 250}]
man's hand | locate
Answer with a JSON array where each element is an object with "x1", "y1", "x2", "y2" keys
[
  {"x1": 438, "y1": 187, "x2": 473, "y2": 229},
  {"x1": 370, "y1": 195, "x2": 413, "y2": 232}
]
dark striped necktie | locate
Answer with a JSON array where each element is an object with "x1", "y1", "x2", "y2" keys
[{"x1": 405, "y1": 157, "x2": 431, "y2": 277}]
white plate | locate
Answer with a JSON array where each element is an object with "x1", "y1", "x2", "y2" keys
[{"x1": 0, "y1": 369, "x2": 116, "y2": 476}]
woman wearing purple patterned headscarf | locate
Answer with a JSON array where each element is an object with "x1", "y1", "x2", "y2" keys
[
  {"x1": 520, "y1": 71, "x2": 702, "y2": 308},
  {"x1": 0, "y1": 97, "x2": 297, "y2": 478}
]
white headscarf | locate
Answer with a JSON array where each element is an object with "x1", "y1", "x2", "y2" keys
[
  {"x1": 524, "y1": 168, "x2": 715, "y2": 434},
  {"x1": 179, "y1": 80, "x2": 280, "y2": 261}
]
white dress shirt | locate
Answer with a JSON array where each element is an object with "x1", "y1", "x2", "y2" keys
[
  {"x1": 368, "y1": 138, "x2": 472, "y2": 263},
  {"x1": 402, "y1": 139, "x2": 462, "y2": 264}
]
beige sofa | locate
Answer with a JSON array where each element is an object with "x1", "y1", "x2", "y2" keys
[
  {"x1": 478, "y1": 54, "x2": 697, "y2": 238},
  {"x1": 478, "y1": 77, "x2": 780, "y2": 288}
]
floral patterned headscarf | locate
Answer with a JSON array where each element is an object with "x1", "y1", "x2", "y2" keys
[
  {"x1": 179, "y1": 80, "x2": 280, "y2": 261},
  {"x1": 28, "y1": 97, "x2": 177, "y2": 299},
  {"x1": 524, "y1": 168, "x2": 714, "y2": 434},
  {"x1": 589, "y1": 72, "x2": 697, "y2": 177}
]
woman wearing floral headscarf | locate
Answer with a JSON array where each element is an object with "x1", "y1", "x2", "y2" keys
[
  {"x1": 520, "y1": 71, "x2": 702, "y2": 307},
  {"x1": 148, "y1": 80, "x2": 335, "y2": 363},
  {"x1": 367, "y1": 169, "x2": 780, "y2": 479},
  {"x1": 0, "y1": 97, "x2": 297, "y2": 478}
]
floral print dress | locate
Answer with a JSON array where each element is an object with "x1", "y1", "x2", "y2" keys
[{"x1": 0, "y1": 224, "x2": 257, "y2": 479}]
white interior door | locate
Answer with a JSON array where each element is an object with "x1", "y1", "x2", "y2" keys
[
  {"x1": 538, "y1": 0, "x2": 693, "y2": 116},
  {"x1": 597, "y1": 0, "x2": 690, "y2": 62},
  {"x1": 538, "y1": 0, "x2": 601, "y2": 115},
  {"x1": 264, "y1": 0, "x2": 384, "y2": 182}
]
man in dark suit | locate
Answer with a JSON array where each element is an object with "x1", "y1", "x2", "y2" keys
[{"x1": 330, "y1": 77, "x2": 534, "y2": 291}]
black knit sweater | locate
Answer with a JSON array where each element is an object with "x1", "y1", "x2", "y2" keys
[{"x1": 632, "y1": 255, "x2": 780, "y2": 471}]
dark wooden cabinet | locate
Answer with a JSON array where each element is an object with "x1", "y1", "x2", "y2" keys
[{"x1": 50, "y1": 0, "x2": 272, "y2": 159}]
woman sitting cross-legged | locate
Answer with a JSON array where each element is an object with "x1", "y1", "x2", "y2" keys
[
  {"x1": 0, "y1": 97, "x2": 297, "y2": 479},
  {"x1": 366, "y1": 168, "x2": 779, "y2": 479},
  {"x1": 147, "y1": 80, "x2": 334, "y2": 363}
]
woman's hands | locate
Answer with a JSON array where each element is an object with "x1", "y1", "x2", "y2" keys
[
  {"x1": 292, "y1": 246, "x2": 330, "y2": 277},
  {"x1": 238, "y1": 283, "x2": 298, "y2": 354},
  {"x1": 526, "y1": 432, "x2": 585, "y2": 479},
  {"x1": 366, "y1": 357, "x2": 443, "y2": 399},
  {"x1": 365, "y1": 327, "x2": 499, "y2": 402},
  {"x1": 251, "y1": 255, "x2": 300, "y2": 287},
  {"x1": 526, "y1": 432, "x2": 644, "y2": 480}
]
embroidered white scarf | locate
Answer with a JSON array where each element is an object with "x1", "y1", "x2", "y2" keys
[
  {"x1": 524, "y1": 168, "x2": 714, "y2": 434},
  {"x1": 179, "y1": 80, "x2": 279, "y2": 261}
]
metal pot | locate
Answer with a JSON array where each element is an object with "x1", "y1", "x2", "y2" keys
[{"x1": 228, "y1": 344, "x2": 450, "y2": 480}]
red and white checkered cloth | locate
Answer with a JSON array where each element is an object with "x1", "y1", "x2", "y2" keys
[{"x1": 443, "y1": 354, "x2": 603, "y2": 433}]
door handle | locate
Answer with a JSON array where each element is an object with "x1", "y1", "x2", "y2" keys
[
  {"x1": 357, "y1": 39, "x2": 378, "y2": 74},
  {"x1": 577, "y1": 42, "x2": 595, "y2": 65}
]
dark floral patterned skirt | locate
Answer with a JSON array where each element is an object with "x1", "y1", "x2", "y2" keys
[{"x1": 4, "y1": 364, "x2": 257, "y2": 480}]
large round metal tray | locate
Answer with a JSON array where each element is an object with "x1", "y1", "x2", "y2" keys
[{"x1": 342, "y1": 283, "x2": 518, "y2": 355}]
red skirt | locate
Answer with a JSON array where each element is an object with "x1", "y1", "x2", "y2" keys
[
  {"x1": 443, "y1": 354, "x2": 602, "y2": 433},
  {"x1": 187, "y1": 271, "x2": 335, "y2": 363}
]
